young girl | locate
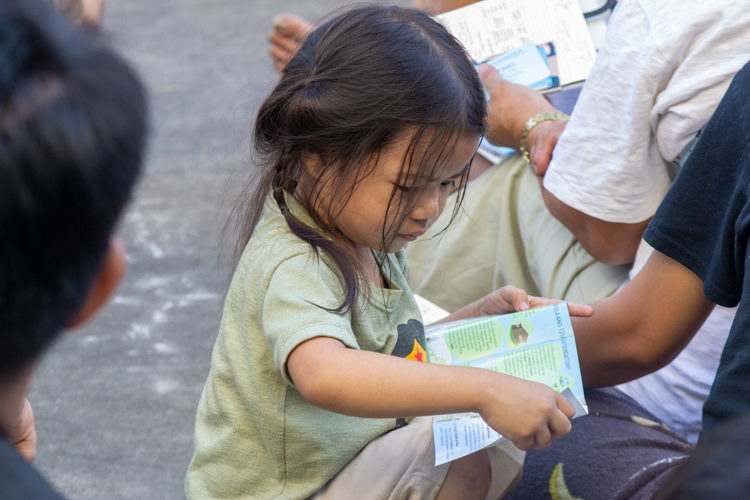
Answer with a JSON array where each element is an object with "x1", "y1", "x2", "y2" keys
[{"x1": 186, "y1": 6, "x2": 589, "y2": 500}]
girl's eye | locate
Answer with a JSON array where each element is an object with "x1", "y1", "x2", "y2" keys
[
  {"x1": 441, "y1": 179, "x2": 457, "y2": 188},
  {"x1": 397, "y1": 185, "x2": 416, "y2": 193}
]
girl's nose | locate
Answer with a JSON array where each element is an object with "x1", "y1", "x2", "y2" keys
[{"x1": 412, "y1": 189, "x2": 441, "y2": 221}]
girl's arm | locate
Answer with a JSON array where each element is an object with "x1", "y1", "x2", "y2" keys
[
  {"x1": 288, "y1": 336, "x2": 575, "y2": 451},
  {"x1": 433, "y1": 285, "x2": 594, "y2": 325}
]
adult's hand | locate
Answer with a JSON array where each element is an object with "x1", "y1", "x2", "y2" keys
[
  {"x1": 477, "y1": 64, "x2": 557, "y2": 149},
  {"x1": 525, "y1": 119, "x2": 567, "y2": 178},
  {"x1": 10, "y1": 398, "x2": 36, "y2": 463}
]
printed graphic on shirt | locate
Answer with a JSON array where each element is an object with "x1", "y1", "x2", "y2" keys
[
  {"x1": 391, "y1": 319, "x2": 428, "y2": 362},
  {"x1": 392, "y1": 319, "x2": 428, "y2": 429}
]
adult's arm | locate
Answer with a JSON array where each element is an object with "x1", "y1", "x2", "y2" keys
[
  {"x1": 541, "y1": 190, "x2": 650, "y2": 265},
  {"x1": 573, "y1": 250, "x2": 715, "y2": 387},
  {"x1": 478, "y1": 65, "x2": 647, "y2": 265}
]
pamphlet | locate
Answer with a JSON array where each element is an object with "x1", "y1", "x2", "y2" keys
[
  {"x1": 425, "y1": 303, "x2": 588, "y2": 465},
  {"x1": 481, "y1": 41, "x2": 557, "y2": 91},
  {"x1": 437, "y1": 0, "x2": 598, "y2": 86}
]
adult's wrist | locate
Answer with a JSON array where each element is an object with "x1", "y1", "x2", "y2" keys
[{"x1": 519, "y1": 112, "x2": 569, "y2": 163}]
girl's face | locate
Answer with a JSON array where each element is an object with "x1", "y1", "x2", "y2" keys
[{"x1": 309, "y1": 133, "x2": 480, "y2": 260}]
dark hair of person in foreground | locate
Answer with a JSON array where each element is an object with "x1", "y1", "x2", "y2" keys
[
  {"x1": 233, "y1": 5, "x2": 487, "y2": 314},
  {"x1": 655, "y1": 413, "x2": 750, "y2": 500},
  {"x1": 0, "y1": 0, "x2": 147, "y2": 381}
]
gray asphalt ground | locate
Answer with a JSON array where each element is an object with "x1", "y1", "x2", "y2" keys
[{"x1": 26, "y1": 1, "x2": 400, "y2": 498}]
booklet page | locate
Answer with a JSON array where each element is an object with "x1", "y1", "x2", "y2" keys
[
  {"x1": 437, "y1": 0, "x2": 597, "y2": 86},
  {"x1": 425, "y1": 303, "x2": 587, "y2": 465}
]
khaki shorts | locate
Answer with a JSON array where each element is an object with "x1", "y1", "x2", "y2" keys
[{"x1": 308, "y1": 417, "x2": 525, "y2": 500}]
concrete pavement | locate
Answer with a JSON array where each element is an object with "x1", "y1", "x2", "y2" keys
[{"x1": 27, "y1": 1, "x2": 398, "y2": 498}]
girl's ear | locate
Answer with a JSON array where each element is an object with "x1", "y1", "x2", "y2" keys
[
  {"x1": 300, "y1": 151, "x2": 323, "y2": 176},
  {"x1": 68, "y1": 237, "x2": 127, "y2": 329}
]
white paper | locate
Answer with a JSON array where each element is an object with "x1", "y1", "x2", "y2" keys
[
  {"x1": 432, "y1": 388, "x2": 587, "y2": 465},
  {"x1": 427, "y1": 304, "x2": 589, "y2": 465},
  {"x1": 486, "y1": 41, "x2": 552, "y2": 87},
  {"x1": 414, "y1": 294, "x2": 450, "y2": 325},
  {"x1": 437, "y1": 0, "x2": 597, "y2": 85}
]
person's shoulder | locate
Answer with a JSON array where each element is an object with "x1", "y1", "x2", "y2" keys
[
  {"x1": 0, "y1": 438, "x2": 66, "y2": 500},
  {"x1": 232, "y1": 201, "x2": 341, "y2": 293},
  {"x1": 238, "y1": 200, "x2": 319, "y2": 269},
  {"x1": 638, "y1": 0, "x2": 750, "y2": 42}
]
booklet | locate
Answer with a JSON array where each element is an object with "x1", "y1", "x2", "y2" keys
[
  {"x1": 424, "y1": 303, "x2": 588, "y2": 465},
  {"x1": 479, "y1": 41, "x2": 559, "y2": 92},
  {"x1": 436, "y1": 0, "x2": 597, "y2": 87}
]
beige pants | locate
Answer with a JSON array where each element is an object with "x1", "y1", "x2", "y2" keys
[
  {"x1": 309, "y1": 417, "x2": 525, "y2": 500},
  {"x1": 406, "y1": 153, "x2": 630, "y2": 313}
]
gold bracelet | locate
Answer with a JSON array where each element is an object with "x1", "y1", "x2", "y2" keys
[{"x1": 519, "y1": 112, "x2": 569, "y2": 163}]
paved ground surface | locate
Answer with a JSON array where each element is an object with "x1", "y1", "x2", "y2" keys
[{"x1": 27, "y1": 1, "x2": 404, "y2": 498}]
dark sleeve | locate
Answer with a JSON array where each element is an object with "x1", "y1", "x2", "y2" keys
[
  {"x1": 644, "y1": 62, "x2": 750, "y2": 308},
  {"x1": 0, "y1": 438, "x2": 67, "y2": 499}
]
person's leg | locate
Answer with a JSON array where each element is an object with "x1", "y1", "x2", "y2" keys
[
  {"x1": 308, "y1": 416, "x2": 523, "y2": 500},
  {"x1": 406, "y1": 154, "x2": 629, "y2": 313},
  {"x1": 435, "y1": 450, "x2": 491, "y2": 500},
  {"x1": 508, "y1": 155, "x2": 631, "y2": 303},
  {"x1": 503, "y1": 388, "x2": 694, "y2": 500}
]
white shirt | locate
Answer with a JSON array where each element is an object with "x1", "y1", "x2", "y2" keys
[
  {"x1": 544, "y1": 0, "x2": 750, "y2": 442},
  {"x1": 545, "y1": 0, "x2": 750, "y2": 224}
]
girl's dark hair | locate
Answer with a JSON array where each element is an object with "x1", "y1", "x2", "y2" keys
[{"x1": 236, "y1": 5, "x2": 487, "y2": 313}]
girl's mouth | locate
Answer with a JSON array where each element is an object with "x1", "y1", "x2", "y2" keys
[{"x1": 398, "y1": 230, "x2": 426, "y2": 242}]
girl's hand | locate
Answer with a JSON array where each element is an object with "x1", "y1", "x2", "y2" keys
[
  {"x1": 479, "y1": 374, "x2": 575, "y2": 450},
  {"x1": 477, "y1": 285, "x2": 594, "y2": 318},
  {"x1": 431, "y1": 286, "x2": 593, "y2": 326}
]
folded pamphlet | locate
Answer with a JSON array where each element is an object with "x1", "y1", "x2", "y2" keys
[
  {"x1": 425, "y1": 303, "x2": 588, "y2": 465},
  {"x1": 437, "y1": 0, "x2": 597, "y2": 87},
  {"x1": 479, "y1": 41, "x2": 559, "y2": 92}
]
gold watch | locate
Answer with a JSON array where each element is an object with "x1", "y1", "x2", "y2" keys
[{"x1": 519, "y1": 112, "x2": 569, "y2": 163}]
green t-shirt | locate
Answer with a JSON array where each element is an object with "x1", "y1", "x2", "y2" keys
[{"x1": 185, "y1": 193, "x2": 428, "y2": 500}]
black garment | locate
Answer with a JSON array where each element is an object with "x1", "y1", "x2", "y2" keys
[
  {"x1": 504, "y1": 388, "x2": 693, "y2": 500},
  {"x1": 0, "y1": 437, "x2": 65, "y2": 499},
  {"x1": 643, "y1": 59, "x2": 750, "y2": 439}
]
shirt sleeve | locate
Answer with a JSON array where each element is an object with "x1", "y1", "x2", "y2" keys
[
  {"x1": 543, "y1": 0, "x2": 744, "y2": 224},
  {"x1": 543, "y1": 0, "x2": 673, "y2": 223},
  {"x1": 643, "y1": 64, "x2": 750, "y2": 308},
  {"x1": 261, "y1": 252, "x2": 360, "y2": 386}
]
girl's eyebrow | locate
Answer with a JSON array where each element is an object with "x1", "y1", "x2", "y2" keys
[
  {"x1": 449, "y1": 165, "x2": 470, "y2": 180},
  {"x1": 397, "y1": 164, "x2": 470, "y2": 184},
  {"x1": 432, "y1": 164, "x2": 469, "y2": 182}
]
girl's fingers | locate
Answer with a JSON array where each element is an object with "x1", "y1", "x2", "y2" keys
[
  {"x1": 548, "y1": 401, "x2": 574, "y2": 440},
  {"x1": 512, "y1": 436, "x2": 534, "y2": 451},
  {"x1": 556, "y1": 393, "x2": 577, "y2": 420},
  {"x1": 526, "y1": 297, "x2": 594, "y2": 317},
  {"x1": 533, "y1": 426, "x2": 553, "y2": 450},
  {"x1": 494, "y1": 285, "x2": 528, "y2": 311},
  {"x1": 566, "y1": 303, "x2": 594, "y2": 317}
]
